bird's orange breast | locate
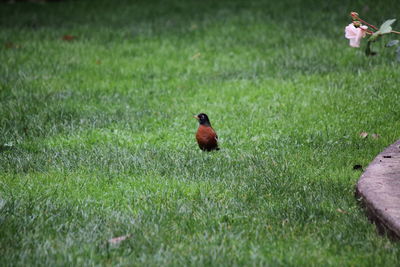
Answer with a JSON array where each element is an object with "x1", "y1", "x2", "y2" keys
[{"x1": 196, "y1": 125, "x2": 218, "y2": 151}]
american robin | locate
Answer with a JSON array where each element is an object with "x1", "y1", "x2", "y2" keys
[{"x1": 194, "y1": 113, "x2": 219, "y2": 151}]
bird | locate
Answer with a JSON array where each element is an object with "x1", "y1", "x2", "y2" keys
[{"x1": 194, "y1": 113, "x2": 219, "y2": 151}]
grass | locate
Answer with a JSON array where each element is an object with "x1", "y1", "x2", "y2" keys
[{"x1": 1, "y1": 0, "x2": 400, "y2": 265}]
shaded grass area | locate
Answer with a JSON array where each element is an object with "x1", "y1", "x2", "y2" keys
[{"x1": 1, "y1": 0, "x2": 400, "y2": 265}]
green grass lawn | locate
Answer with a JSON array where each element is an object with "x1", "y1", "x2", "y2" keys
[{"x1": 1, "y1": 0, "x2": 400, "y2": 265}]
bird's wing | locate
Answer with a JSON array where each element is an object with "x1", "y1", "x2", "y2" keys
[{"x1": 213, "y1": 128, "x2": 218, "y2": 141}]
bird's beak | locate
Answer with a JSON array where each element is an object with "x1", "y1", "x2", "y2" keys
[{"x1": 193, "y1": 115, "x2": 199, "y2": 120}]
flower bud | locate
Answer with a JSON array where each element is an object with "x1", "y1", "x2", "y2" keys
[
  {"x1": 350, "y1": 12, "x2": 359, "y2": 19},
  {"x1": 352, "y1": 21, "x2": 362, "y2": 27}
]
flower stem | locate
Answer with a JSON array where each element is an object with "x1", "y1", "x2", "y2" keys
[
  {"x1": 391, "y1": 30, "x2": 400, "y2": 35},
  {"x1": 357, "y1": 17, "x2": 378, "y2": 31}
]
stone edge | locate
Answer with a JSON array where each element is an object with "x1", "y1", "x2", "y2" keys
[{"x1": 355, "y1": 140, "x2": 400, "y2": 239}]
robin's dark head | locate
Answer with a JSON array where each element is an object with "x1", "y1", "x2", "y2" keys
[{"x1": 194, "y1": 113, "x2": 211, "y2": 126}]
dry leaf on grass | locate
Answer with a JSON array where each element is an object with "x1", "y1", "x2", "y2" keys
[
  {"x1": 191, "y1": 52, "x2": 201, "y2": 59},
  {"x1": 62, "y1": 35, "x2": 77, "y2": 41},
  {"x1": 336, "y1": 208, "x2": 348, "y2": 214},
  {"x1": 4, "y1": 42, "x2": 21, "y2": 49},
  {"x1": 108, "y1": 234, "x2": 131, "y2": 245},
  {"x1": 359, "y1": 132, "x2": 368, "y2": 138},
  {"x1": 5, "y1": 42, "x2": 14, "y2": 48}
]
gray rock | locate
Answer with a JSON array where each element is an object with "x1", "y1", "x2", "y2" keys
[{"x1": 356, "y1": 140, "x2": 400, "y2": 239}]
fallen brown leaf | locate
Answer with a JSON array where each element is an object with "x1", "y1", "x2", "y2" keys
[
  {"x1": 359, "y1": 132, "x2": 368, "y2": 138},
  {"x1": 108, "y1": 234, "x2": 131, "y2": 245},
  {"x1": 5, "y1": 42, "x2": 14, "y2": 48},
  {"x1": 4, "y1": 42, "x2": 20, "y2": 49},
  {"x1": 191, "y1": 52, "x2": 201, "y2": 59},
  {"x1": 62, "y1": 35, "x2": 77, "y2": 41},
  {"x1": 336, "y1": 208, "x2": 348, "y2": 214}
]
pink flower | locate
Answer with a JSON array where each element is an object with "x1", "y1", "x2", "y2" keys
[{"x1": 345, "y1": 23, "x2": 368, "y2": 47}]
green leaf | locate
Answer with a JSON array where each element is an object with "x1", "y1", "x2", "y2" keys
[
  {"x1": 379, "y1": 19, "x2": 396, "y2": 34},
  {"x1": 386, "y1": 40, "x2": 399, "y2": 47},
  {"x1": 368, "y1": 31, "x2": 381, "y2": 42}
]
